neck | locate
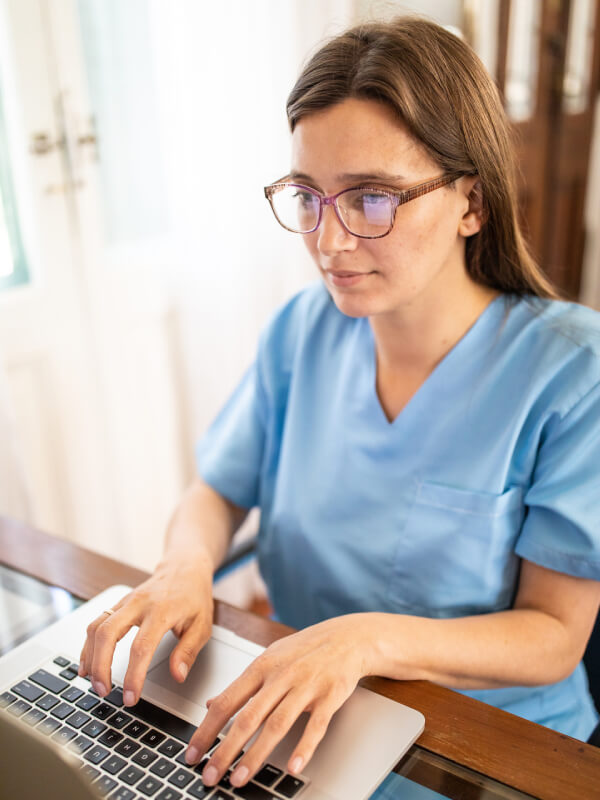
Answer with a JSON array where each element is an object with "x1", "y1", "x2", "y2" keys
[{"x1": 369, "y1": 278, "x2": 499, "y2": 376}]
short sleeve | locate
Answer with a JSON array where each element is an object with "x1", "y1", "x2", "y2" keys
[
  {"x1": 516, "y1": 381, "x2": 600, "y2": 579},
  {"x1": 195, "y1": 360, "x2": 267, "y2": 510}
]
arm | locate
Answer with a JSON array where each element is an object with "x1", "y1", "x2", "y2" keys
[
  {"x1": 365, "y1": 560, "x2": 600, "y2": 689},
  {"x1": 187, "y1": 560, "x2": 600, "y2": 790},
  {"x1": 79, "y1": 477, "x2": 248, "y2": 704}
]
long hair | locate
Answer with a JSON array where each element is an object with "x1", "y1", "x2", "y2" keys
[{"x1": 286, "y1": 17, "x2": 559, "y2": 299}]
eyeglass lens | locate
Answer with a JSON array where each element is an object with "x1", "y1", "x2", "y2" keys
[{"x1": 270, "y1": 185, "x2": 393, "y2": 236}]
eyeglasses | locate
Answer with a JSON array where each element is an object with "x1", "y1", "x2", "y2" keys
[{"x1": 264, "y1": 172, "x2": 463, "y2": 239}]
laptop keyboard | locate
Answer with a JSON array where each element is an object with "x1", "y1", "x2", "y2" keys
[{"x1": 1, "y1": 654, "x2": 308, "y2": 799}]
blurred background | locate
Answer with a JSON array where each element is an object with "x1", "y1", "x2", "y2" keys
[{"x1": 0, "y1": 0, "x2": 599, "y2": 607}]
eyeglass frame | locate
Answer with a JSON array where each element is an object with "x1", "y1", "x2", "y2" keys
[{"x1": 263, "y1": 171, "x2": 465, "y2": 239}]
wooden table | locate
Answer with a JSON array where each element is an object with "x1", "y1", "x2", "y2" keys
[{"x1": 2, "y1": 515, "x2": 600, "y2": 799}]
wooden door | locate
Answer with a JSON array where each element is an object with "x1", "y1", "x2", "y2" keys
[{"x1": 495, "y1": 0, "x2": 600, "y2": 298}]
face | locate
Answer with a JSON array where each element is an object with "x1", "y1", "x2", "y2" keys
[{"x1": 290, "y1": 97, "x2": 482, "y2": 321}]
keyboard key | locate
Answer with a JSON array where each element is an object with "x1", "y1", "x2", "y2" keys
[
  {"x1": 233, "y1": 783, "x2": 279, "y2": 800},
  {"x1": 133, "y1": 747, "x2": 159, "y2": 767},
  {"x1": 105, "y1": 687, "x2": 124, "y2": 707},
  {"x1": 98, "y1": 729, "x2": 124, "y2": 747},
  {"x1": 156, "y1": 789, "x2": 182, "y2": 800},
  {"x1": 62, "y1": 685, "x2": 85, "y2": 702},
  {"x1": 275, "y1": 775, "x2": 305, "y2": 797},
  {"x1": 80, "y1": 764, "x2": 101, "y2": 782},
  {"x1": 53, "y1": 656, "x2": 70, "y2": 667},
  {"x1": 115, "y1": 737, "x2": 141, "y2": 757},
  {"x1": 186, "y1": 779, "x2": 212, "y2": 798},
  {"x1": 108, "y1": 710, "x2": 132, "y2": 729},
  {"x1": 51, "y1": 701, "x2": 76, "y2": 720},
  {"x1": 124, "y1": 719, "x2": 149, "y2": 738},
  {"x1": 141, "y1": 728, "x2": 166, "y2": 747},
  {"x1": 138, "y1": 775, "x2": 164, "y2": 796},
  {"x1": 38, "y1": 716, "x2": 62, "y2": 735},
  {"x1": 110, "y1": 788, "x2": 137, "y2": 800},
  {"x1": 22, "y1": 707, "x2": 46, "y2": 726},
  {"x1": 69, "y1": 735, "x2": 94, "y2": 754},
  {"x1": 211, "y1": 792, "x2": 234, "y2": 800},
  {"x1": 193, "y1": 758, "x2": 209, "y2": 774},
  {"x1": 8, "y1": 699, "x2": 31, "y2": 717},
  {"x1": 36, "y1": 693, "x2": 59, "y2": 711},
  {"x1": 29, "y1": 669, "x2": 68, "y2": 694},
  {"x1": 93, "y1": 702, "x2": 116, "y2": 720},
  {"x1": 12, "y1": 679, "x2": 44, "y2": 703},
  {"x1": 168, "y1": 768, "x2": 194, "y2": 788},
  {"x1": 0, "y1": 691, "x2": 16, "y2": 708},
  {"x1": 96, "y1": 775, "x2": 118, "y2": 796},
  {"x1": 59, "y1": 667, "x2": 79, "y2": 681},
  {"x1": 130, "y1": 698, "x2": 196, "y2": 743},
  {"x1": 254, "y1": 765, "x2": 282, "y2": 787},
  {"x1": 76, "y1": 693, "x2": 101, "y2": 711},
  {"x1": 149, "y1": 757, "x2": 176, "y2": 778},
  {"x1": 84, "y1": 744, "x2": 110, "y2": 765},
  {"x1": 69, "y1": 662, "x2": 81, "y2": 673},
  {"x1": 158, "y1": 738, "x2": 184, "y2": 758},
  {"x1": 101, "y1": 754, "x2": 127, "y2": 775},
  {"x1": 52, "y1": 726, "x2": 78, "y2": 746},
  {"x1": 65, "y1": 710, "x2": 91, "y2": 729},
  {"x1": 218, "y1": 772, "x2": 233, "y2": 790},
  {"x1": 82, "y1": 719, "x2": 107, "y2": 738},
  {"x1": 119, "y1": 764, "x2": 145, "y2": 785}
]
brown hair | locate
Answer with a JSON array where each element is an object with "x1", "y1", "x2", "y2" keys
[{"x1": 287, "y1": 16, "x2": 559, "y2": 299}]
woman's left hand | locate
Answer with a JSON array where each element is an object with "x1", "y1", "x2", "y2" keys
[{"x1": 185, "y1": 613, "x2": 374, "y2": 789}]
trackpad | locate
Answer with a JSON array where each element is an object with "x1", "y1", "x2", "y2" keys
[{"x1": 146, "y1": 634, "x2": 256, "y2": 706}]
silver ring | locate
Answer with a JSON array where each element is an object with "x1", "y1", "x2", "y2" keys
[{"x1": 102, "y1": 608, "x2": 116, "y2": 616}]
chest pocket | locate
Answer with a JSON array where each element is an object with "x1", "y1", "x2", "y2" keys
[{"x1": 388, "y1": 482, "x2": 525, "y2": 617}]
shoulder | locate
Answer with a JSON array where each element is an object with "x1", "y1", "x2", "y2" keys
[
  {"x1": 258, "y1": 281, "x2": 350, "y2": 366},
  {"x1": 502, "y1": 295, "x2": 600, "y2": 416}
]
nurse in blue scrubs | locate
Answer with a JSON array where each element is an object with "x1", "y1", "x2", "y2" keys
[{"x1": 80, "y1": 16, "x2": 600, "y2": 796}]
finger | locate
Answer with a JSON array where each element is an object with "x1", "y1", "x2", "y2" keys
[
  {"x1": 227, "y1": 689, "x2": 311, "y2": 788},
  {"x1": 198, "y1": 683, "x2": 291, "y2": 786},
  {"x1": 121, "y1": 617, "x2": 172, "y2": 706},
  {"x1": 286, "y1": 700, "x2": 337, "y2": 776},
  {"x1": 79, "y1": 595, "x2": 130, "y2": 677},
  {"x1": 169, "y1": 615, "x2": 211, "y2": 683},
  {"x1": 186, "y1": 663, "x2": 265, "y2": 766},
  {"x1": 89, "y1": 606, "x2": 144, "y2": 696}
]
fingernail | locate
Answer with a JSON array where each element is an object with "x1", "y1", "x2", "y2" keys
[
  {"x1": 78, "y1": 662, "x2": 86, "y2": 677},
  {"x1": 94, "y1": 681, "x2": 107, "y2": 697},
  {"x1": 202, "y1": 765, "x2": 218, "y2": 785},
  {"x1": 123, "y1": 690, "x2": 136, "y2": 706},
  {"x1": 178, "y1": 662, "x2": 188, "y2": 680},
  {"x1": 185, "y1": 745, "x2": 200, "y2": 764},
  {"x1": 290, "y1": 756, "x2": 303, "y2": 774},
  {"x1": 230, "y1": 765, "x2": 249, "y2": 787}
]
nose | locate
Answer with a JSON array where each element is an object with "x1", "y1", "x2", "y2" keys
[{"x1": 316, "y1": 204, "x2": 358, "y2": 255}]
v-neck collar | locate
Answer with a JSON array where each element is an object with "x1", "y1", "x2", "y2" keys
[{"x1": 363, "y1": 294, "x2": 508, "y2": 427}]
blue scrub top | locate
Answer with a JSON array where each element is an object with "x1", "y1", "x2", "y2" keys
[{"x1": 197, "y1": 282, "x2": 600, "y2": 740}]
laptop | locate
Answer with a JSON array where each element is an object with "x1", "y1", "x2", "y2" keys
[{"x1": 0, "y1": 584, "x2": 425, "y2": 799}]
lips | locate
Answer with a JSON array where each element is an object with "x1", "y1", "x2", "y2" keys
[{"x1": 326, "y1": 269, "x2": 372, "y2": 287}]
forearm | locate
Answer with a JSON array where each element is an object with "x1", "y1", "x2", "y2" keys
[
  {"x1": 362, "y1": 609, "x2": 583, "y2": 690},
  {"x1": 161, "y1": 478, "x2": 247, "y2": 574}
]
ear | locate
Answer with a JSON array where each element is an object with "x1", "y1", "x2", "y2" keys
[{"x1": 457, "y1": 176, "x2": 484, "y2": 238}]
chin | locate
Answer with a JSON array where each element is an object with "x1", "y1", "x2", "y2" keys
[{"x1": 326, "y1": 288, "x2": 378, "y2": 319}]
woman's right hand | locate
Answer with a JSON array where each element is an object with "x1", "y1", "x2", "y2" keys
[{"x1": 78, "y1": 551, "x2": 214, "y2": 706}]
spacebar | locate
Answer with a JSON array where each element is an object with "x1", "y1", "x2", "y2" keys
[{"x1": 130, "y1": 697, "x2": 197, "y2": 743}]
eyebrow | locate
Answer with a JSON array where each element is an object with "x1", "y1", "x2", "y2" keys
[{"x1": 288, "y1": 170, "x2": 408, "y2": 186}]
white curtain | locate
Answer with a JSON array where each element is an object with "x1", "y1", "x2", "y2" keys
[{"x1": 0, "y1": 363, "x2": 31, "y2": 522}]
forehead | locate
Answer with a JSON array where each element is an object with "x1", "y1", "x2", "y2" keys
[{"x1": 290, "y1": 97, "x2": 435, "y2": 185}]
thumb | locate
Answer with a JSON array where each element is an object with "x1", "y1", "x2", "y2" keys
[{"x1": 169, "y1": 619, "x2": 210, "y2": 682}]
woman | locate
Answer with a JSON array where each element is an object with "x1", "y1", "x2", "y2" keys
[{"x1": 80, "y1": 16, "x2": 600, "y2": 794}]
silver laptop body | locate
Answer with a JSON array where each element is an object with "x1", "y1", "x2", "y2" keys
[{"x1": 0, "y1": 585, "x2": 424, "y2": 799}]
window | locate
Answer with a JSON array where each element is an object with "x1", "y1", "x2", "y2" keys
[{"x1": 0, "y1": 78, "x2": 29, "y2": 291}]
